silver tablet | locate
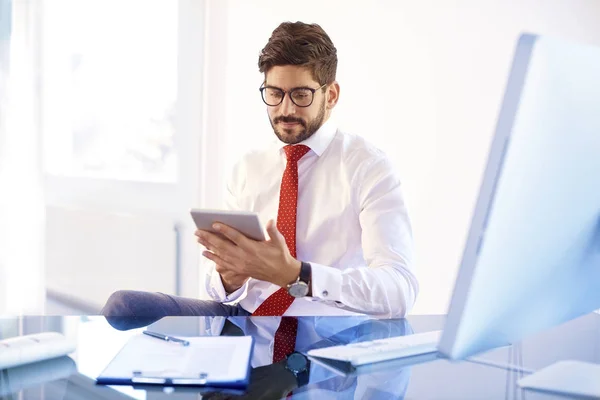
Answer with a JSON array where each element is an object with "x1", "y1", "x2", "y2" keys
[{"x1": 190, "y1": 209, "x2": 266, "y2": 241}]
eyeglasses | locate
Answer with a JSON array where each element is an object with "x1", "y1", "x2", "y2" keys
[{"x1": 259, "y1": 83, "x2": 327, "y2": 107}]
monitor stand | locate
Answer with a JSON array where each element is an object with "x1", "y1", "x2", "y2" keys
[{"x1": 517, "y1": 360, "x2": 600, "y2": 398}]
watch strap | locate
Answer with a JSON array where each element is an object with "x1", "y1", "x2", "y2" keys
[
  {"x1": 299, "y1": 261, "x2": 312, "y2": 296},
  {"x1": 296, "y1": 359, "x2": 310, "y2": 387}
]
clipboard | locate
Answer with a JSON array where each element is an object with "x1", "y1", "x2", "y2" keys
[{"x1": 96, "y1": 333, "x2": 254, "y2": 389}]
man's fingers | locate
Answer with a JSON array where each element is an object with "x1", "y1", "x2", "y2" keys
[
  {"x1": 202, "y1": 250, "x2": 236, "y2": 272},
  {"x1": 213, "y1": 223, "x2": 251, "y2": 249},
  {"x1": 206, "y1": 253, "x2": 246, "y2": 283},
  {"x1": 198, "y1": 230, "x2": 235, "y2": 254}
]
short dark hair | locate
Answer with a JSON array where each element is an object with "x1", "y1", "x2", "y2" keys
[{"x1": 258, "y1": 21, "x2": 337, "y2": 86}]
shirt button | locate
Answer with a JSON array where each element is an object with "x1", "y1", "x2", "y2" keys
[{"x1": 321, "y1": 290, "x2": 328, "y2": 297}]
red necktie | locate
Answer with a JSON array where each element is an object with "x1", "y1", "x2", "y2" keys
[{"x1": 252, "y1": 144, "x2": 310, "y2": 363}]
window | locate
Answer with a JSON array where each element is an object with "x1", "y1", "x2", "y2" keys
[{"x1": 41, "y1": 0, "x2": 178, "y2": 182}]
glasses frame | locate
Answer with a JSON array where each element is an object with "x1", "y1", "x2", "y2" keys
[{"x1": 259, "y1": 83, "x2": 327, "y2": 107}]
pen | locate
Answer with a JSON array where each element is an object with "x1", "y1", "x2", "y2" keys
[{"x1": 143, "y1": 330, "x2": 190, "y2": 346}]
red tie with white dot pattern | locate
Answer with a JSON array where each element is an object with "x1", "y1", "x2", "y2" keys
[{"x1": 252, "y1": 144, "x2": 310, "y2": 363}]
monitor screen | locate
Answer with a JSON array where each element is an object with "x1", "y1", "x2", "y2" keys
[{"x1": 439, "y1": 34, "x2": 600, "y2": 360}]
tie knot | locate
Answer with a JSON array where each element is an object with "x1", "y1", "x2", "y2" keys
[{"x1": 283, "y1": 144, "x2": 311, "y2": 163}]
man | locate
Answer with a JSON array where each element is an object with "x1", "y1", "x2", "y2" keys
[{"x1": 102, "y1": 21, "x2": 417, "y2": 363}]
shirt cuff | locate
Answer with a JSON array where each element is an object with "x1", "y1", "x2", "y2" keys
[
  {"x1": 310, "y1": 262, "x2": 343, "y2": 303},
  {"x1": 206, "y1": 267, "x2": 247, "y2": 303}
]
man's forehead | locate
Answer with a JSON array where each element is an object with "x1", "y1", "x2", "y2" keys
[{"x1": 265, "y1": 65, "x2": 317, "y2": 87}]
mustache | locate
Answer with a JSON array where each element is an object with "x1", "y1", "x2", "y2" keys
[{"x1": 274, "y1": 116, "x2": 306, "y2": 126}]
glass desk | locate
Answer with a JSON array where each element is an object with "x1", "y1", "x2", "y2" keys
[{"x1": 1, "y1": 313, "x2": 598, "y2": 399}]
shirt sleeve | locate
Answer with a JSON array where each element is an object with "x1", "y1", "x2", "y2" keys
[{"x1": 309, "y1": 155, "x2": 419, "y2": 318}]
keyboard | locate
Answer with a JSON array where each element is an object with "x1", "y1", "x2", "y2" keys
[{"x1": 307, "y1": 330, "x2": 442, "y2": 366}]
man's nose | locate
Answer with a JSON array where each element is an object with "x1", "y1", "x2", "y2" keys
[{"x1": 279, "y1": 93, "x2": 296, "y2": 115}]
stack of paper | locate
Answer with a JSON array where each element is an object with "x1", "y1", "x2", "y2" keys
[{"x1": 0, "y1": 332, "x2": 76, "y2": 370}]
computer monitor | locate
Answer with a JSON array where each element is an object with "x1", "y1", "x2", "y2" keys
[{"x1": 438, "y1": 33, "x2": 600, "y2": 360}]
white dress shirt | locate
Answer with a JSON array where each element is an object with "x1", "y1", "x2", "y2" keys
[{"x1": 204, "y1": 117, "x2": 418, "y2": 322}]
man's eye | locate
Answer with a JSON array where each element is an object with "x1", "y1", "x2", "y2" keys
[{"x1": 292, "y1": 90, "x2": 311, "y2": 98}]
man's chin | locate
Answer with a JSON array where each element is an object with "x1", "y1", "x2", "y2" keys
[{"x1": 275, "y1": 128, "x2": 305, "y2": 144}]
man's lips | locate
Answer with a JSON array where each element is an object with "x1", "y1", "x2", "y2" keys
[{"x1": 280, "y1": 122, "x2": 300, "y2": 128}]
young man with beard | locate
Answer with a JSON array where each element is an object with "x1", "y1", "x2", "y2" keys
[{"x1": 102, "y1": 21, "x2": 418, "y2": 366}]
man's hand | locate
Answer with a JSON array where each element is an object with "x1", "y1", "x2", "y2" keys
[
  {"x1": 195, "y1": 219, "x2": 301, "y2": 288},
  {"x1": 194, "y1": 231, "x2": 249, "y2": 293},
  {"x1": 219, "y1": 269, "x2": 249, "y2": 294}
]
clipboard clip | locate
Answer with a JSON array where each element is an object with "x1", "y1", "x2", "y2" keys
[{"x1": 131, "y1": 370, "x2": 209, "y2": 386}]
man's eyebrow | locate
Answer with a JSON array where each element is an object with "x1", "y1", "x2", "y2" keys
[{"x1": 263, "y1": 84, "x2": 315, "y2": 90}]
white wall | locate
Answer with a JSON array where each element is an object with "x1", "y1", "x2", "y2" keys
[{"x1": 206, "y1": 0, "x2": 600, "y2": 314}]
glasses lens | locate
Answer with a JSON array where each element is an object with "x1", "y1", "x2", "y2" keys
[
  {"x1": 262, "y1": 88, "x2": 284, "y2": 106},
  {"x1": 290, "y1": 88, "x2": 313, "y2": 107}
]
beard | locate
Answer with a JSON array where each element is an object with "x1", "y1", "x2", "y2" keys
[{"x1": 269, "y1": 98, "x2": 326, "y2": 144}]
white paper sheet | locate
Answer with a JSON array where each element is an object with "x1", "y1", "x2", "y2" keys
[{"x1": 99, "y1": 334, "x2": 253, "y2": 383}]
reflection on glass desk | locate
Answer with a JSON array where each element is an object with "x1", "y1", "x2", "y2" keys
[{"x1": 0, "y1": 313, "x2": 598, "y2": 399}]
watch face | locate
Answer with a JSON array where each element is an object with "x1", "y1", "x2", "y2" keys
[
  {"x1": 286, "y1": 352, "x2": 308, "y2": 373},
  {"x1": 288, "y1": 282, "x2": 309, "y2": 298}
]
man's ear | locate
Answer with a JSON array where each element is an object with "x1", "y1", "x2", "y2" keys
[{"x1": 326, "y1": 81, "x2": 340, "y2": 109}]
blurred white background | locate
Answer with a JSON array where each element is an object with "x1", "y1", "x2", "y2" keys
[{"x1": 1, "y1": 0, "x2": 600, "y2": 315}]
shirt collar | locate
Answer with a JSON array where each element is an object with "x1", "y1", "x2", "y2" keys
[{"x1": 274, "y1": 117, "x2": 338, "y2": 157}]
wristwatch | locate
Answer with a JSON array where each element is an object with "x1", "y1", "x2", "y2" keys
[
  {"x1": 284, "y1": 352, "x2": 310, "y2": 387},
  {"x1": 287, "y1": 261, "x2": 311, "y2": 298}
]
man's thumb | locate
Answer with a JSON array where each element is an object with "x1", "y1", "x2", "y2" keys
[{"x1": 266, "y1": 219, "x2": 283, "y2": 242}]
